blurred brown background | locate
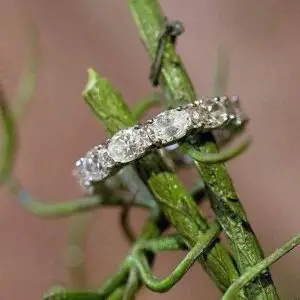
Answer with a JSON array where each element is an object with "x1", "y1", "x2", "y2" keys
[{"x1": 0, "y1": 0, "x2": 300, "y2": 299}]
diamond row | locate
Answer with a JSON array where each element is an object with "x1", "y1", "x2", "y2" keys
[{"x1": 73, "y1": 96, "x2": 247, "y2": 191}]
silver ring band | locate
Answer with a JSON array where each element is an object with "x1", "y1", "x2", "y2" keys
[{"x1": 73, "y1": 96, "x2": 247, "y2": 192}]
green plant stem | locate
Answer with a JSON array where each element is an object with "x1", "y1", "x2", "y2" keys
[
  {"x1": 123, "y1": 268, "x2": 140, "y2": 300},
  {"x1": 107, "y1": 287, "x2": 125, "y2": 300},
  {"x1": 7, "y1": 177, "x2": 151, "y2": 218},
  {"x1": 180, "y1": 136, "x2": 252, "y2": 164},
  {"x1": 136, "y1": 234, "x2": 186, "y2": 252},
  {"x1": 132, "y1": 221, "x2": 221, "y2": 292},
  {"x1": 120, "y1": 203, "x2": 137, "y2": 243},
  {"x1": 0, "y1": 86, "x2": 16, "y2": 184},
  {"x1": 97, "y1": 212, "x2": 169, "y2": 298},
  {"x1": 223, "y1": 235, "x2": 300, "y2": 300},
  {"x1": 83, "y1": 69, "x2": 242, "y2": 293},
  {"x1": 0, "y1": 27, "x2": 39, "y2": 183},
  {"x1": 128, "y1": 0, "x2": 279, "y2": 299},
  {"x1": 97, "y1": 259, "x2": 132, "y2": 296}
]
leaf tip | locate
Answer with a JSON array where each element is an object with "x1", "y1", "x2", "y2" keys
[{"x1": 83, "y1": 68, "x2": 100, "y2": 97}]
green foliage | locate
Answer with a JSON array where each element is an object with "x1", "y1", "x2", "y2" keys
[{"x1": 1, "y1": 1, "x2": 299, "y2": 300}]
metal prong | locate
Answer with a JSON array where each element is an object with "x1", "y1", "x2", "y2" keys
[
  {"x1": 75, "y1": 158, "x2": 84, "y2": 167},
  {"x1": 134, "y1": 124, "x2": 142, "y2": 129},
  {"x1": 145, "y1": 119, "x2": 154, "y2": 125},
  {"x1": 231, "y1": 95, "x2": 240, "y2": 105},
  {"x1": 154, "y1": 140, "x2": 163, "y2": 148},
  {"x1": 105, "y1": 138, "x2": 111, "y2": 146},
  {"x1": 219, "y1": 95, "x2": 229, "y2": 103}
]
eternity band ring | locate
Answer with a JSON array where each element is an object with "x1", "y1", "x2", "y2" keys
[{"x1": 73, "y1": 95, "x2": 248, "y2": 192}]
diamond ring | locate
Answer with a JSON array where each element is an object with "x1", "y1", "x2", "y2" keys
[{"x1": 73, "y1": 96, "x2": 247, "y2": 192}]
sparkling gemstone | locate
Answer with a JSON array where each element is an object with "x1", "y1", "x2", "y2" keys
[
  {"x1": 185, "y1": 103, "x2": 207, "y2": 128},
  {"x1": 107, "y1": 127, "x2": 151, "y2": 163},
  {"x1": 84, "y1": 146, "x2": 115, "y2": 181},
  {"x1": 230, "y1": 96, "x2": 248, "y2": 126},
  {"x1": 201, "y1": 98, "x2": 229, "y2": 129},
  {"x1": 73, "y1": 145, "x2": 114, "y2": 186},
  {"x1": 73, "y1": 158, "x2": 92, "y2": 189},
  {"x1": 73, "y1": 158, "x2": 93, "y2": 194},
  {"x1": 146, "y1": 109, "x2": 192, "y2": 144},
  {"x1": 219, "y1": 96, "x2": 237, "y2": 119},
  {"x1": 211, "y1": 96, "x2": 249, "y2": 146}
]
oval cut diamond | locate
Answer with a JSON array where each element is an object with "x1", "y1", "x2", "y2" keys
[
  {"x1": 85, "y1": 146, "x2": 115, "y2": 180},
  {"x1": 229, "y1": 96, "x2": 248, "y2": 126},
  {"x1": 108, "y1": 127, "x2": 151, "y2": 163},
  {"x1": 147, "y1": 109, "x2": 192, "y2": 144},
  {"x1": 73, "y1": 145, "x2": 114, "y2": 184},
  {"x1": 185, "y1": 103, "x2": 207, "y2": 128},
  {"x1": 201, "y1": 98, "x2": 228, "y2": 129}
]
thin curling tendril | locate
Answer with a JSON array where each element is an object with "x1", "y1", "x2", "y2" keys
[
  {"x1": 132, "y1": 221, "x2": 221, "y2": 292},
  {"x1": 7, "y1": 178, "x2": 152, "y2": 218},
  {"x1": 0, "y1": 26, "x2": 39, "y2": 185},
  {"x1": 181, "y1": 136, "x2": 252, "y2": 164},
  {"x1": 222, "y1": 234, "x2": 300, "y2": 300}
]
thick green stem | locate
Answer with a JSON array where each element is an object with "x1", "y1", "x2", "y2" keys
[
  {"x1": 128, "y1": 0, "x2": 279, "y2": 299},
  {"x1": 83, "y1": 69, "x2": 241, "y2": 294}
]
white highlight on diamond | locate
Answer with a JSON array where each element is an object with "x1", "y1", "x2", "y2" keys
[
  {"x1": 73, "y1": 158, "x2": 92, "y2": 188},
  {"x1": 146, "y1": 109, "x2": 192, "y2": 144},
  {"x1": 107, "y1": 127, "x2": 151, "y2": 163}
]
